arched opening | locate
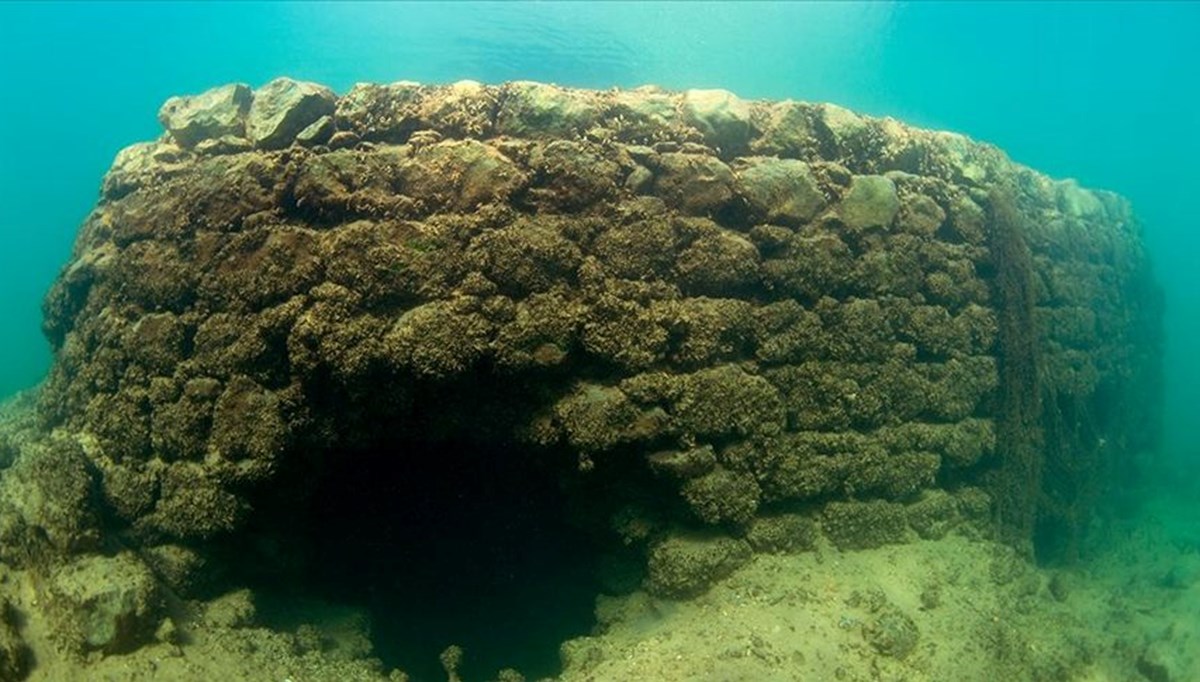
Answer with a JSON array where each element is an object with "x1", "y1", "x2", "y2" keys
[{"x1": 227, "y1": 370, "x2": 613, "y2": 681}]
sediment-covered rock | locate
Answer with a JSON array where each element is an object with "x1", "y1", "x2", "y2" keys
[
  {"x1": 44, "y1": 552, "x2": 164, "y2": 655},
  {"x1": 0, "y1": 596, "x2": 31, "y2": 681},
  {"x1": 32, "y1": 77, "x2": 1161, "y2": 622}
]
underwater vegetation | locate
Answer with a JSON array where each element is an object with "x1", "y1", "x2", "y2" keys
[{"x1": 0, "y1": 78, "x2": 1168, "y2": 680}]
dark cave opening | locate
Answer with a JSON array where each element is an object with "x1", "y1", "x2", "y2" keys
[
  {"x1": 236, "y1": 376, "x2": 609, "y2": 682},
  {"x1": 302, "y1": 437, "x2": 599, "y2": 680}
]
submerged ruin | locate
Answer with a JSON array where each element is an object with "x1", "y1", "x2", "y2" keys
[{"x1": 0, "y1": 78, "x2": 1161, "y2": 680}]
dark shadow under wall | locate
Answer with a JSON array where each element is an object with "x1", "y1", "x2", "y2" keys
[{"x1": 213, "y1": 369, "x2": 609, "y2": 681}]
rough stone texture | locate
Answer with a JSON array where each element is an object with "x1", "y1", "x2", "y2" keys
[
  {"x1": 646, "y1": 533, "x2": 752, "y2": 598},
  {"x1": 247, "y1": 77, "x2": 337, "y2": 150},
  {"x1": 735, "y1": 157, "x2": 827, "y2": 226},
  {"x1": 158, "y1": 83, "x2": 252, "y2": 148},
  {"x1": 744, "y1": 513, "x2": 818, "y2": 554},
  {"x1": 822, "y1": 500, "x2": 912, "y2": 550},
  {"x1": 37, "y1": 80, "x2": 1161, "y2": 600},
  {"x1": 682, "y1": 89, "x2": 753, "y2": 152},
  {"x1": 0, "y1": 433, "x2": 101, "y2": 565},
  {"x1": 45, "y1": 552, "x2": 164, "y2": 655}
]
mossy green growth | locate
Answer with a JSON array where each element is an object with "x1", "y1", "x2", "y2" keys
[
  {"x1": 45, "y1": 552, "x2": 164, "y2": 655},
  {"x1": 905, "y1": 490, "x2": 963, "y2": 540},
  {"x1": 744, "y1": 513, "x2": 818, "y2": 554},
  {"x1": 821, "y1": 500, "x2": 910, "y2": 550},
  {"x1": 554, "y1": 384, "x2": 653, "y2": 453},
  {"x1": 680, "y1": 467, "x2": 761, "y2": 525},
  {"x1": 646, "y1": 532, "x2": 752, "y2": 598},
  {"x1": 838, "y1": 174, "x2": 900, "y2": 231},
  {"x1": 673, "y1": 364, "x2": 785, "y2": 439}
]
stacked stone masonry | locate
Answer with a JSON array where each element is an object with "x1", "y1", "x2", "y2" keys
[{"x1": 34, "y1": 78, "x2": 1160, "y2": 597}]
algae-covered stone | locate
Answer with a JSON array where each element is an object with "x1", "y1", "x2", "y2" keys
[
  {"x1": 1055, "y1": 179, "x2": 1106, "y2": 219},
  {"x1": 906, "y1": 490, "x2": 963, "y2": 540},
  {"x1": 647, "y1": 445, "x2": 717, "y2": 480},
  {"x1": 158, "y1": 83, "x2": 252, "y2": 148},
  {"x1": 140, "y1": 543, "x2": 208, "y2": 595},
  {"x1": 839, "y1": 174, "x2": 900, "y2": 231},
  {"x1": 745, "y1": 513, "x2": 818, "y2": 554},
  {"x1": 674, "y1": 364, "x2": 785, "y2": 439},
  {"x1": 0, "y1": 435, "x2": 100, "y2": 561},
  {"x1": 137, "y1": 462, "x2": 249, "y2": 540},
  {"x1": 201, "y1": 588, "x2": 258, "y2": 629},
  {"x1": 822, "y1": 500, "x2": 910, "y2": 550},
  {"x1": 401, "y1": 139, "x2": 528, "y2": 211},
  {"x1": 816, "y1": 103, "x2": 869, "y2": 149},
  {"x1": 676, "y1": 229, "x2": 761, "y2": 296},
  {"x1": 754, "y1": 100, "x2": 819, "y2": 157},
  {"x1": 682, "y1": 88, "x2": 753, "y2": 152},
  {"x1": 495, "y1": 81, "x2": 599, "y2": 138},
  {"x1": 295, "y1": 114, "x2": 334, "y2": 146},
  {"x1": 896, "y1": 191, "x2": 947, "y2": 236},
  {"x1": 652, "y1": 153, "x2": 736, "y2": 216},
  {"x1": 46, "y1": 552, "x2": 163, "y2": 654},
  {"x1": 247, "y1": 77, "x2": 337, "y2": 150},
  {"x1": 864, "y1": 605, "x2": 919, "y2": 659},
  {"x1": 526, "y1": 140, "x2": 623, "y2": 211},
  {"x1": 646, "y1": 532, "x2": 751, "y2": 597},
  {"x1": 735, "y1": 157, "x2": 828, "y2": 226},
  {"x1": 554, "y1": 384, "x2": 665, "y2": 453},
  {"x1": 681, "y1": 467, "x2": 761, "y2": 525},
  {"x1": 592, "y1": 219, "x2": 678, "y2": 280},
  {"x1": 469, "y1": 217, "x2": 582, "y2": 295},
  {"x1": 334, "y1": 81, "x2": 425, "y2": 142},
  {"x1": 387, "y1": 301, "x2": 494, "y2": 378}
]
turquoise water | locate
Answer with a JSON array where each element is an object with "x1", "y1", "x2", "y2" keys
[
  {"x1": 2, "y1": 2, "x2": 1196, "y2": 465},
  {"x1": 0, "y1": 2, "x2": 1196, "y2": 679}
]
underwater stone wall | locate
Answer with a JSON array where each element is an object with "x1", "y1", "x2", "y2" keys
[{"x1": 23, "y1": 78, "x2": 1161, "y2": 600}]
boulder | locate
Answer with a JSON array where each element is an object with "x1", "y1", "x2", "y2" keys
[
  {"x1": 246, "y1": 77, "x2": 337, "y2": 150},
  {"x1": 838, "y1": 174, "x2": 900, "y2": 231},
  {"x1": 45, "y1": 553, "x2": 164, "y2": 654},
  {"x1": 495, "y1": 81, "x2": 599, "y2": 138},
  {"x1": 158, "y1": 83, "x2": 252, "y2": 148},
  {"x1": 682, "y1": 88, "x2": 753, "y2": 152},
  {"x1": 736, "y1": 157, "x2": 827, "y2": 225},
  {"x1": 646, "y1": 532, "x2": 752, "y2": 597}
]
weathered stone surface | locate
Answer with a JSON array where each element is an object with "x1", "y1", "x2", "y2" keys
[
  {"x1": 495, "y1": 81, "x2": 600, "y2": 138},
  {"x1": 247, "y1": 77, "x2": 337, "y2": 150},
  {"x1": 646, "y1": 532, "x2": 752, "y2": 597},
  {"x1": 194, "y1": 134, "x2": 254, "y2": 156},
  {"x1": 735, "y1": 157, "x2": 827, "y2": 225},
  {"x1": 839, "y1": 174, "x2": 900, "y2": 231},
  {"x1": 295, "y1": 114, "x2": 334, "y2": 147},
  {"x1": 45, "y1": 553, "x2": 163, "y2": 654},
  {"x1": 35, "y1": 79, "x2": 1162, "y2": 617},
  {"x1": 0, "y1": 434, "x2": 100, "y2": 564},
  {"x1": 158, "y1": 83, "x2": 252, "y2": 148},
  {"x1": 822, "y1": 500, "x2": 912, "y2": 550},
  {"x1": 682, "y1": 89, "x2": 753, "y2": 153}
]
